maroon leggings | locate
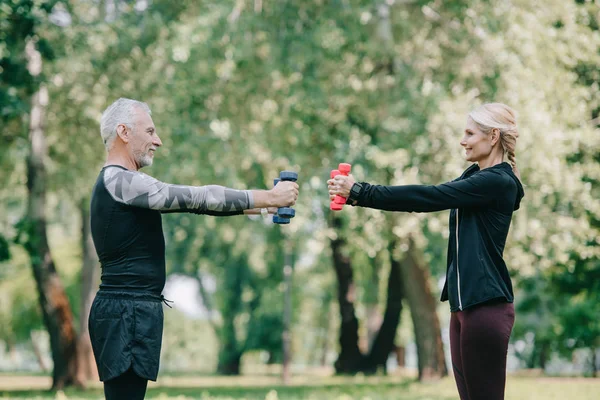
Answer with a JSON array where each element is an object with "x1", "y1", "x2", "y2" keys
[{"x1": 450, "y1": 300, "x2": 515, "y2": 400}]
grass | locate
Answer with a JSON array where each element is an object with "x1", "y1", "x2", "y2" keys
[{"x1": 0, "y1": 374, "x2": 598, "y2": 399}]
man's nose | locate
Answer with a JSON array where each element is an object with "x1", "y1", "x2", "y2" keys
[{"x1": 153, "y1": 135, "x2": 163, "y2": 147}]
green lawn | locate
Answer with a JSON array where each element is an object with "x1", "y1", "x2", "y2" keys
[{"x1": 0, "y1": 375, "x2": 598, "y2": 399}]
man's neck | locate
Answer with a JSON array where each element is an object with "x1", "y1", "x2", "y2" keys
[{"x1": 105, "y1": 152, "x2": 139, "y2": 171}]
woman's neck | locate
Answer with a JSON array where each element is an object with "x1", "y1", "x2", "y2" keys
[{"x1": 477, "y1": 151, "x2": 504, "y2": 170}]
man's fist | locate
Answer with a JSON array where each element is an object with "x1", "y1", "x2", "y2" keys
[{"x1": 271, "y1": 180, "x2": 299, "y2": 207}]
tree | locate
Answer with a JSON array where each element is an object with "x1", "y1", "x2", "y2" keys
[{"x1": 2, "y1": 0, "x2": 82, "y2": 389}]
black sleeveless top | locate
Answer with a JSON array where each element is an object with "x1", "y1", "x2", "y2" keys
[{"x1": 90, "y1": 165, "x2": 252, "y2": 294}]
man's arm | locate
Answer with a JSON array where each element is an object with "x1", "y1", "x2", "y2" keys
[{"x1": 103, "y1": 167, "x2": 292, "y2": 215}]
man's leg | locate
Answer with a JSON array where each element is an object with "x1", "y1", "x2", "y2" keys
[
  {"x1": 103, "y1": 367, "x2": 149, "y2": 400},
  {"x1": 450, "y1": 311, "x2": 470, "y2": 400},
  {"x1": 461, "y1": 302, "x2": 515, "y2": 400}
]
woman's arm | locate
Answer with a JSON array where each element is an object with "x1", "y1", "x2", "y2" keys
[{"x1": 329, "y1": 169, "x2": 510, "y2": 212}]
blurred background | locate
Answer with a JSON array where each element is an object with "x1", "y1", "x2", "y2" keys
[{"x1": 0, "y1": 0, "x2": 599, "y2": 399}]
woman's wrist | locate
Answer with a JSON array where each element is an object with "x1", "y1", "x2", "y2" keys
[{"x1": 346, "y1": 182, "x2": 364, "y2": 205}]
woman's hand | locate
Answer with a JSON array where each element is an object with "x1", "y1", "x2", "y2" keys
[{"x1": 327, "y1": 174, "x2": 356, "y2": 201}]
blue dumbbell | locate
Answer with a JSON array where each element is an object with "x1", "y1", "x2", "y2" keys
[{"x1": 273, "y1": 171, "x2": 298, "y2": 224}]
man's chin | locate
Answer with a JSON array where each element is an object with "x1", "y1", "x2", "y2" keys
[{"x1": 138, "y1": 156, "x2": 154, "y2": 168}]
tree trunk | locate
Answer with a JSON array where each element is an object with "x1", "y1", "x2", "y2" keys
[
  {"x1": 592, "y1": 347, "x2": 598, "y2": 378},
  {"x1": 76, "y1": 198, "x2": 99, "y2": 383},
  {"x1": 216, "y1": 318, "x2": 242, "y2": 375},
  {"x1": 281, "y1": 235, "x2": 293, "y2": 384},
  {"x1": 364, "y1": 255, "x2": 382, "y2": 351},
  {"x1": 362, "y1": 239, "x2": 404, "y2": 374},
  {"x1": 538, "y1": 338, "x2": 550, "y2": 371},
  {"x1": 402, "y1": 238, "x2": 448, "y2": 380},
  {"x1": 329, "y1": 214, "x2": 364, "y2": 374},
  {"x1": 217, "y1": 258, "x2": 244, "y2": 375},
  {"x1": 217, "y1": 346, "x2": 242, "y2": 375},
  {"x1": 24, "y1": 78, "x2": 82, "y2": 389}
]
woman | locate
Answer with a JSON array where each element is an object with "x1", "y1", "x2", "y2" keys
[{"x1": 328, "y1": 103, "x2": 524, "y2": 400}]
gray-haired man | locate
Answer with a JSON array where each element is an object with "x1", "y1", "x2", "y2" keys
[{"x1": 89, "y1": 98, "x2": 298, "y2": 399}]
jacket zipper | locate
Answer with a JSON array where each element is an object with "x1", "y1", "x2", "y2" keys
[{"x1": 456, "y1": 209, "x2": 463, "y2": 310}]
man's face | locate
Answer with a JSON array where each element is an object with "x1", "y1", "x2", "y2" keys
[{"x1": 129, "y1": 108, "x2": 162, "y2": 168}]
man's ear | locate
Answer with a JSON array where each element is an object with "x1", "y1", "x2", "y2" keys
[
  {"x1": 490, "y1": 128, "x2": 500, "y2": 146},
  {"x1": 116, "y1": 124, "x2": 130, "y2": 143}
]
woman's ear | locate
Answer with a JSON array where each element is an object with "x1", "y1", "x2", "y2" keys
[{"x1": 490, "y1": 128, "x2": 500, "y2": 146}]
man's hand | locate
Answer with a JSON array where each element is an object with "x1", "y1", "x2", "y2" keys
[
  {"x1": 270, "y1": 181, "x2": 299, "y2": 207},
  {"x1": 327, "y1": 174, "x2": 356, "y2": 201}
]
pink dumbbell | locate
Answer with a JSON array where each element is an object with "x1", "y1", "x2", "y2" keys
[{"x1": 330, "y1": 163, "x2": 352, "y2": 211}]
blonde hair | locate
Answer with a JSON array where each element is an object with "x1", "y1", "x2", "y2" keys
[{"x1": 469, "y1": 103, "x2": 520, "y2": 179}]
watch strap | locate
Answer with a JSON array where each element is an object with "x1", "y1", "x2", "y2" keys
[{"x1": 347, "y1": 182, "x2": 363, "y2": 206}]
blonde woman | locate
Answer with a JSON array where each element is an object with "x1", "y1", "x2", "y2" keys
[{"x1": 328, "y1": 103, "x2": 524, "y2": 400}]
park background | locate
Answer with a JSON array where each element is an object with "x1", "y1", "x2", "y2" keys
[{"x1": 0, "y1": 0, "x2": 599, "y2": 399}]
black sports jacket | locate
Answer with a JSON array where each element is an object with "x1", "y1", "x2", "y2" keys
[{"x1": 351, "y1": 162, "x2": 525, "y2": 311}]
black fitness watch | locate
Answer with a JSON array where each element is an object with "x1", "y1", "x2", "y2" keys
[{"x1": 347, "y1": 182, "x2": 363, "y2": 205}]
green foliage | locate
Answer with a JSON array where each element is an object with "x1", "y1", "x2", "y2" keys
[
  {"x1": 512, "y1": 0, "x2": 600, "y2": 369},
  {"x1": 1, "y1": 0, "x2": 599, "y2": 375},
  {"x1": 0, "y1": 246, "x2": 43, "y2": 343},
  {"x1": 0, "y1": 234, "x2": 10, "y2": 262},
  {"x1": 0, "y1": 0, "x2": 64, "y2": 132}
]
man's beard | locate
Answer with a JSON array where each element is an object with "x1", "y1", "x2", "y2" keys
[{"x1": 135, "y1": 151, "x2": 153, "y2": 168}]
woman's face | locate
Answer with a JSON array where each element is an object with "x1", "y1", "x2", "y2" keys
[{"x1": 461, "y1": 117, "x2": 493, "y2": 162}]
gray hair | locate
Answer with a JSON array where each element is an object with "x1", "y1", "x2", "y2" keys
[{"x1": 100, "y1": 98, "x2": 151, "y2": 151}]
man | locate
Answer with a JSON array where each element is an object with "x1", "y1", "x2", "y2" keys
[{"x1": 89, "y1": 98, "x2": 299, "y2": 399}]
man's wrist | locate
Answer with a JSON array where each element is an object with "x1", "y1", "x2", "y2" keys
[{"x1": 267, "y1": 189, "x2": 277, "y2": 208}]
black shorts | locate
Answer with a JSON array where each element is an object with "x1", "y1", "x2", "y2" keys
[{"x1": 89, "y1": 290, "x2": 164, "y2": 381}]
